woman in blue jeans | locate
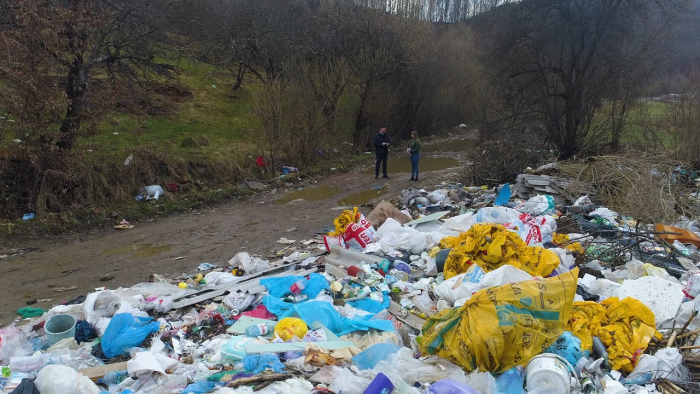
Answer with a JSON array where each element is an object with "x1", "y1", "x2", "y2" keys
[{"x1": 408, "y1": 130, "x2": 421, "y2": 181}]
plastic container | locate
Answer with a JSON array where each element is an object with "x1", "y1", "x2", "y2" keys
[
  {"x1": 525, "y1": 354, "x2": 572, "y2": 394},
  {"x1": 389, "y1": 269, "x2": 409, "y2": 282},
  {"x1": 377, "y1": 260, "x2": 391, "y2": 273},
  {"x1": 363, "y1": 372, "x2": 394, "y2": 394},
  {"x1": 45, "y1": 314, "x2": 76, "y2": 346},
  {"x1": 244, "y1": 323, "x2": 275, "y2": 337}
]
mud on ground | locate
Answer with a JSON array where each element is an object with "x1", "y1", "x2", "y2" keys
[{"x1": 0, "y1": 134, "x2": 476, "y2": 325}]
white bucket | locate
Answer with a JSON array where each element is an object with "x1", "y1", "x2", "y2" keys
[
  {"x1": 525, "y1": 353, "x2": 573, "y2": 394},
  {"x1": 44, "y1": 314, "x2": 76, "y2": 346}
]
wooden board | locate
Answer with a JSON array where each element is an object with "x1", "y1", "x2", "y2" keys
[{"x1": 78, "y1": 361, "x2": 128, "y2": 381}]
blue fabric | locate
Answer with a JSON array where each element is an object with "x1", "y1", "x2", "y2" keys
[
  {"x1": 101, "y1": 314, "x2": 160, "y2": 359},
  {"x1": 347, "y1": 291, "x2": 390, "y2": 314},
  {"x1": 263, "y1": 297, "x2": 394, "y2": 336},
  {"x1": 410, "y1": 153, "x2": 420, "y2": 179},
  {"x1": 242, "y1": 354, "x2": 285, "y2": 374},
  {"x1": 260, "y1": 273, "x2": 329, "y2": 298}
]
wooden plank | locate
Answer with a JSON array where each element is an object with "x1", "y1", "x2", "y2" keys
[{"x1": 78, "y1": 361, "x2": 128, "y2": 381}]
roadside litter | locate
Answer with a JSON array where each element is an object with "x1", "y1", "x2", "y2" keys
[{"x1": 3, "y1": 178, "x2": 700, "y2": 394}]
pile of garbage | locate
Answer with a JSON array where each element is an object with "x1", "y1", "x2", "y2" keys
[{"x1": 2, "y1": 182, "x2": 700, "y2": 394}]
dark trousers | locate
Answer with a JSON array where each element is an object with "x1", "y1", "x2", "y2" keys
[
  {"x1": 375, "y1": 153, "x2": 388, "y2": 177},
  {"x1": 410, "y1": 152, "x2": 420, "y2": 179}
]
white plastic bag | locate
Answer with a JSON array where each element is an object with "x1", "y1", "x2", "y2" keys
[
  {"x1": 35, "y1": 364, "x2": 101, "y2": 394},
  {"x1": 376, "y1": 218, "x2": 433, "y2": 254},
  {"x1": 329, "y1": 367, "x2": 373, "y2": 394},
  {"x1": 0, "y1": 324, "x2": 33, "y2": 364},
  {"x1": 518, "y1": 195, "x2": 555, "y2": 216},
  {"x1": 229, "y1": 252, "x2": 270, "y2": 275}
]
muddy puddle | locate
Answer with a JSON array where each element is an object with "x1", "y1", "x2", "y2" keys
[
  {"x1": 423, "y1": 139, "x2": 477, "y2": 153},
  {"x1": 362, "y1": 157, "x2": 461, "y2": 174},
  {"x1": 102, "y1": 244, "x2": 172, "y2": 257},
  {"x1": 337, "y1": 187, "x2": 388, "y2": 206},
  {"x1": 276, "y1": 185, "x2": 340, "y2": 204}
]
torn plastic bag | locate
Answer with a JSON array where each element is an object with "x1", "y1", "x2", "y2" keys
[
  {"x1": 328, "y1": 367, "x2": 373, "y2": 394},
  {"x1": 223, "y1": 293, "x2": 263, "y2": 312},
  {"x1": 419, "y1": 269, "x2": 578, "y2": 373},
  {"x1": 352, "y1": 342, "x2": 401, "y2": 370},
  {"x1": 0, "y1": 325, "x2": 33, "y2": 364},
  {"x1": 101, "y1": 313, "x2": 160, "y2": 358},
  {"x1": 228, "y1": 252, "x2": 270, "y2": 275},
  {"x1": 34, "y1": 365, "x2": 101, "y2": 394},
  {"x1": 263, "y1": 297, "x2": 393, "y2": 336},
  {"x1": 376, "y1": 218, "x2": 432, "y2": 255},
  {"x1": 567, "y1": 298, "x2": 661, "y2": 373},
  {"x1": 440, "y1": 223, "x2": 560, "y2": 280}
]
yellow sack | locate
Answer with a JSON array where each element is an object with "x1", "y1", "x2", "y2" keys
[
  {"x1": 274, "y1": 317, "x2": 308, "y2": 341},
  {"x1": 328, "y1": 208, "x2": 359, "y2": 236},
  {"x1": 440, "y1": 223, "x2": 560, "y2": 279},
  {"x1": 418, "y1": 268, "x2": 578, "y2": 373},
  {"x1": 552, "y1": 233, "x2": 585, "y2": 255},
  {"x1": 567, "y1": 298, "x2": 661, "y2": 373}
]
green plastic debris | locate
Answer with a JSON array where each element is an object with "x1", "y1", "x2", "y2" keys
[{"x1": 16, "y1": 307, "x2": 45, "y2": 318}]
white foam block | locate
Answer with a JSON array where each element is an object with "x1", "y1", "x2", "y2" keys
[{"x1": 619, "y1": 276, "x2": 684, "y2": 325}]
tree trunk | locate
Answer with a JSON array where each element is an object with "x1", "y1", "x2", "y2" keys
[
  {"x1": 353, "y1": 79, "x2": 372, "y2": 150},
  {"x1": 233, "y1": 63, "x2": 246, "y2": 91},
  {"x1": 57, "y1": 62, "x2": 89, "y2": 151}
]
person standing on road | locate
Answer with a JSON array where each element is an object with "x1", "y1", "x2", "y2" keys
[
  {"x1": 407, "y1": 130, "x2": 421, "y2": 181},
  {"x1": 374, "y1": 126, "x2": 390, "y2": 179}
]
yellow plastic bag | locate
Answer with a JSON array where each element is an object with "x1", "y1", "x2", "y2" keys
[
  {"x1": 552, "y1": 233, "x2": 585, "y2": 255},
  {"x1": 567, "y1": 298, "x2": 661, "y2": 373},
  {"x1": 418, "y1": 268, "x2": 578, "y2": 373},
  {"x1": 328, "y1": 208, "x2": 359, "y2": 236},
  {"x1": 440, "y1": 223, "x2": 560, "y2": 279},
  {"x1": 274, "y1": 317, "x2": 308, "y2": 341}
]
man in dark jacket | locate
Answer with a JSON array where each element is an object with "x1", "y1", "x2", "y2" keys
[{"x1": 373, "y1": 126, "x2": 390, "y2": 179}]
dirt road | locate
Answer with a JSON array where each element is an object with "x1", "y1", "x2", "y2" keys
[{"x1": 0, "y1": 137, "x2": 474, "y2": 325}]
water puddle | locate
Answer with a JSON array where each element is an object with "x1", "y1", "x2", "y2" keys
[
  {"x1": 276, "y1": 185, "x2": 340, "y2": 204},
  {"x1": 102, "y1": 244, "x2": 172, "y2": 258},
  {"x1": 338, "y1": 187, "x2": 388, "y2": 206},
  {"x1": 423, "y1": 139, "x2": 477, "y2": 153},
  {"x1": 362, "y1": 157, "x2": 461, "y2": 174}
]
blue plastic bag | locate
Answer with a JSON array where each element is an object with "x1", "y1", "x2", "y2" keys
[
  {"x1": 242, "y1": 354, "x2": 285, "y2": 374},
  {"x1": 263, "y1": 297, "x2": 393, "y2": 336},
  {"x1": 495, "y1": 368, "x2": 525, "y2": 394},
  {"x1": 428, "y1": 380, "x2": 479, "y2": 394},
  {"x1": 347, "y1": 291, "x2": 390, "y2": 314},
  {"x1": 182, "y1": 381, "x2": 221, "y2": 394},
  {"x1": 352, "y1": 342, "x2": 401, "y2": 370},
  {"x1": 101, "y1": 314, "x2": 160, "y2": 358},
  {"x1": 545, "y1": 331, "x2": 589, "y2": 366},
  {"x1": 260, "y1": 273, "x2": 329, "y2": 298}
]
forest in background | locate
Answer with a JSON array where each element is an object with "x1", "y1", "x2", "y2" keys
[{"x1": 0, "y1": 0, "x2": 698, "y2": 224}]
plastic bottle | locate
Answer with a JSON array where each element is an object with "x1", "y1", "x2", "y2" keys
[
  {"x1": 98, "y1": 370, "x2": 128, "y2": 385},
  {"x1": 390, "y1": 269, "x2": 409, "y2": 282},
  {"x1": 289, "y1": 277, "x2": 309, "y2": 295},
  {"x1": 245, "y1": 323, "x2": 275, "y2": 337},
  {"x1": 282, "y1": 294, "x2": 309, "y2": 303}
]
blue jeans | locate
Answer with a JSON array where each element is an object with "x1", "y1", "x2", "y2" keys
[{"x1": 410, "y1": 153, "x2": 419, "y2": 179}]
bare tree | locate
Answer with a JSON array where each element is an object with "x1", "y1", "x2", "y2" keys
[
  {"x1": 488, "y1": 0, "x2": 686, "y2": 157},
  {"x1": 0, "y1": 0, "x2": 172, "y2": 152}
]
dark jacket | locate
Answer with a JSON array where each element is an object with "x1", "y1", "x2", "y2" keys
[{"x1": 374, "y1": 132, "x2": 390, "y2": 155}]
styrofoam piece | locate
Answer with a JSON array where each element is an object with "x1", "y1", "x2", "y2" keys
[
  {"x1": 619, "y1": 276, "x2": 684, "y2": 325},
  {"x1": 588, "y1": 278, "x2": 621, "y2": 299}
]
